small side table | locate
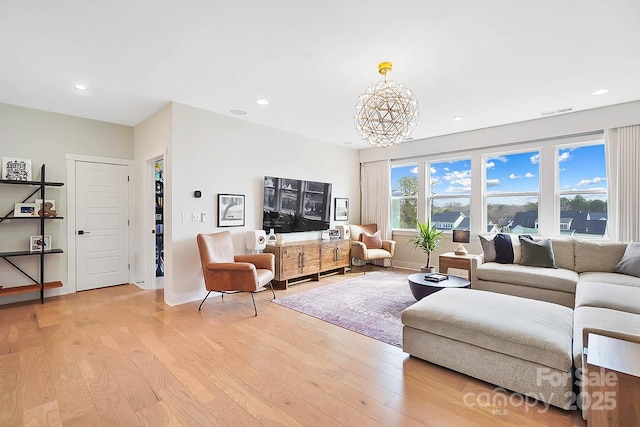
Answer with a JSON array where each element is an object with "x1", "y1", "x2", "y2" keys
[
  {"x1": 585, "y1": 333, "x2": 640, "y2": 426},
  {"x1": 438, "y1": 252, "x2": 475, "y2": 281}
]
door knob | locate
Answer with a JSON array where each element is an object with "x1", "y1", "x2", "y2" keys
[{"x1": 77, "y1": 230, "x2": 90, "y2": 235}]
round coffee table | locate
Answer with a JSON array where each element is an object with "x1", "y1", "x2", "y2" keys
[{"x1": 408, "y1": 273, "x2": 470, "y2": 300}]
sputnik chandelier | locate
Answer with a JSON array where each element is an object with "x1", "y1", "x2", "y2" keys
[{"x1": 354, "y1": 61, "x2": 419, "y2": 148}]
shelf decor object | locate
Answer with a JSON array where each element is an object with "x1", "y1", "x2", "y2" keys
[
  {"x1": 354, "y1": 62, "x2": 419, "y2": 148},
  {"x1": 14, "y1": 202, "x2": 37, "y2": 217},
  {"x1": 2, "y1": 157, "x2": 32, "y2": 181},
  {"x1": 217, "y1": 193, "x2": 245, "y2": 227},
  {"x1": 30, "y1": 235, "x2": 52, "y2": 252}
]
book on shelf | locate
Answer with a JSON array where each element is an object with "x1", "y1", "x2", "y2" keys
[{"x1": 424, "y1": 273, "x2": 449, "y2": 282}]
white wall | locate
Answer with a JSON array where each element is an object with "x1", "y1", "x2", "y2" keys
[
  {"x1": 132, "y1": 103, "x2": 172, "y2": 289},
  {"x1": 0, "y1": 102, "x2": 133, "y2": 303},
  {"x1": 138, "y1": 102, "x2": 360, "y2": 306}
]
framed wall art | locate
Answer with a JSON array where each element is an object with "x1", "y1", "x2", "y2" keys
[
  {"x1": 30, "y1": 235, "x2": 52, "y2": 252},
  {"x1": 2, "y1": 157, "x2": 32, "y2": 181},
  {"x1": 14, "y1": 203, "x2": 37, "y2": 217},
  {"x1": 334, "y1": 198, "x2": 349, "y2": 221},
  {"x1": 218, "y1": 194, "x2": 245, "y2": 227}
]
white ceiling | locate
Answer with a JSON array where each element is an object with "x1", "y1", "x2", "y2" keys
[{"x1": 1, "y1": 1, "x2": 639, "y2": 149}]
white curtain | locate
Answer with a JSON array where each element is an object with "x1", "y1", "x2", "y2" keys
[
  {"x1": 360, "y1": 160, "x2": 391, "y2": 240},
  {"x1": 609, "y1": 125, "x2": 640, "y2": 242}
]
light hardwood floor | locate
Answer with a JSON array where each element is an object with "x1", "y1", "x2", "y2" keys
[{"x1": 0, "y1": 267, "x2": 586, "y2": 426}]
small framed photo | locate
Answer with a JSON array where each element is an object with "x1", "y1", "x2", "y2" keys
[
  {"x1": 218, "y1": 194, "x2": 245, "y2": 227},
  {"x1": 2, "y1": 157, "x2": 32, "y2": 181},
  {"x1": 14, "y1": 203, "x2": 37, "y2": 217},
  {"x1": 30, "y1": 235, "x2": 52, "y2": 252},
  {"x1": 334, "y1": 198, "x2": 349, "y2": 221}
]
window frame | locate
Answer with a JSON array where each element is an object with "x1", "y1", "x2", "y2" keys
[
  {"x1": 390, "y1": 161, "x2": 419, "y2": 231},
  {"x1": 389, "y1": 132, "x2": 609, "y2": 241},
  {"x1": 555, "y1": 141, "x2": 608, "y2": 238},
  {"x1": 427, "y1": 157, "x2": 472, "y2": 233}
]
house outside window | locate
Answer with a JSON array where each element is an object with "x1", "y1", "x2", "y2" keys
[
  {"x1": 429, "y1": 159, "x2": 471, "y2": 231},
  {"x1": 485, "y1": 150, "x2": 540, "y2": 234},
  {"x1": 391, "y1": 163, "x2": 418, "y2": 229},
  {"x1": 558, "y1": 143, "x2": 608, "y2": 237}
]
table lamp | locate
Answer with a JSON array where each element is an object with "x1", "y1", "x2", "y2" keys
[{"x1": 453, "y1": 230, "x2": 470, "y2": 255}]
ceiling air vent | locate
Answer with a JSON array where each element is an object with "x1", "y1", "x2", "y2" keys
[{"x1": 541, "y1": 107, "x2": 573, "y2": 116}]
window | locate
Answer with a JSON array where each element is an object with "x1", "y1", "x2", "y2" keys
[
  {"x1": 485, "y1": 150, "x2": 540, "y2": 234},
  {"x1": 429, "y1": 159, "x2": 471, "y2": 231},
  {"x1": 391, "y1": 164, "x2": 418, "y2": 229},
  {"x1": 558, "y1": 143, "x2": 608, "y2": 237}
]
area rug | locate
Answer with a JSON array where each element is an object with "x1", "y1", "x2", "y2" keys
[{"x1": 272, "y1": 271, "x2": 416, "y2": 347}]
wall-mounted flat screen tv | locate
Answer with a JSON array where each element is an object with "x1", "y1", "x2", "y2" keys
[{"x1": 263, "y1": 176, "x2": 332, "y2": 233}]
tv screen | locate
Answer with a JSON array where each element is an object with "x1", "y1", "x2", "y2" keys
[{"x1": 263, "y1": 176, "x2": 332, "y2": 233}]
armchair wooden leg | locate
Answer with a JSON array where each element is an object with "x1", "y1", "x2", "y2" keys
[
  {"x1": 198, "y1": 291, "x2": 212, "y2": 311},
  {"x1": 269, "y1": 282, "x2": 276, "y2": 300},
  {"x1": 363, "y1": 261, "x2": 367, "y2": 274},
  {"x1": 389, "y1": 258, "x2": 395, "y2": 272}
]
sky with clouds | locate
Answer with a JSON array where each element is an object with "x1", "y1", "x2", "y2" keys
[{"x1": 391, "y1": 143, "x2": 606, "y2": 198}]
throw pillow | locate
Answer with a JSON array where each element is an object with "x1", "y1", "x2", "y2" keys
[
  {"x1": 519, "y1": 236, "x2": 557, "y2": 268},
  {"x1": 614, "y1": 242, "x2": 640, "y2": 278},
  {"x1": 361, "y1": 230, "x2": 383, "y2": 249},
  {"x1": 494, "y1": 233, "x2": 532, "y2": 264},
  {"x1": 494, "y1": 233, "x2": 515, "y2": 264},
  {"x1": 478, "y1": 234, "x2": 497, "y2": 262}
]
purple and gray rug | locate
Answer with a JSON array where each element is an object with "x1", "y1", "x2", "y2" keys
[{"x1": 272, "y1": 271, "x2": 416, "y2": 347}]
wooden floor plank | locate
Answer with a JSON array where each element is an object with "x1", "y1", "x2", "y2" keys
[
  {"x1": 136, "y1": 401, "x2": 184, "y2": 427},
  {"x1": 0, "y1": 267, "x2": 586, "y2": 426},
  {"x1": 22, "y1": 400, "x2": 63, "y2": 427},
  {"x1": 0, "y1": 352, "x2": 22, "y2": 426}
]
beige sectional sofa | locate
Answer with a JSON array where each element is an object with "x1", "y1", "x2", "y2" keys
[
  {"x1": 473, "y1": 237, "x2": 640, "y2": 417},
  {"x1": 402, "y1": 236, "x2": 640, "y2": 418}
]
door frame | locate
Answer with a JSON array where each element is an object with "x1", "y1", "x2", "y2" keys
[
  {"x1": 66, "y1": 154, "x2": 134, "y2": 293},
  {"x1": 145, "y1": 151, "x2": 165, "y2": 290}
]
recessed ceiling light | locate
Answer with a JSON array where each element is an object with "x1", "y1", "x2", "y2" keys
[
  {"x1": 230, "y1": 109, "x2": 247, "y2": 115},
  {"x1": 591, "y1": 89, "x2": 610, "y2": 96},
  {"x1": 453, "y1": 116, "x2": 463, "y2": 121},
  {"x1": 74, "y1": 84, "x2": 87, "y2": 91},
  {"x1": 256, "y1": 99, "x2": 269, "y2": 105},
  {"x1": 342, "y1": 141, "x2": 354, "y2": 145}
]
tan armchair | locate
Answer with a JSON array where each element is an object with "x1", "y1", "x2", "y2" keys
[
  {"x1": 348, "y1": 224, "x2": 396, "y2": 273},
  {"x1": 197, "y1": 231, "x2": 275, "y2": 316}
]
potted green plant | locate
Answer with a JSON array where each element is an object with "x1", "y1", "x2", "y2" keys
[{"x1": 408, "y1": 218, "x2": 444, "y2": 273}]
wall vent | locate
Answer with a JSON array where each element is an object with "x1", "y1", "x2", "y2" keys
[{"x1": 541, "y1": 107, "x2": 573, "y2": 116}]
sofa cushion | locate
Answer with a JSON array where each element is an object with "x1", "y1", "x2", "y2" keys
[
  {"x1": 547, "y1": 238, "x2": 575, "y2": 271},
  {"x1": 572, "y1": 306, "x2": 640, "y2": 368},
  {"x1": 402, "y1": 288, "x2": 573, "y2": 371},
  {"x1": 574, "y1": 240, "x2": 627, "y2": 273},
  {"x1": 575, "y1": 281, "x2": 640, "y2": 315},
  {"x1": 519, "y1": 236, "x2": 556, "y2": 268},
  {"x1": 476, "y1": 263, "x2": 579, "y2": 293},
  {"x1": 578, "y1": 271, "x2": 640, "y2": 288},
  {"x1": 614, "y1": 241, "x2": 640, "y2": 278}
]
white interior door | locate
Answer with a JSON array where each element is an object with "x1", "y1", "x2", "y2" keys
[{"x1": 76, "y1": 161, "x2": 129, "y2": 291}]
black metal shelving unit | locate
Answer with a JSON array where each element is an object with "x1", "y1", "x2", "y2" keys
[{"x1": 0, "y1": 164, "x2": 64, "y2": 303}]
